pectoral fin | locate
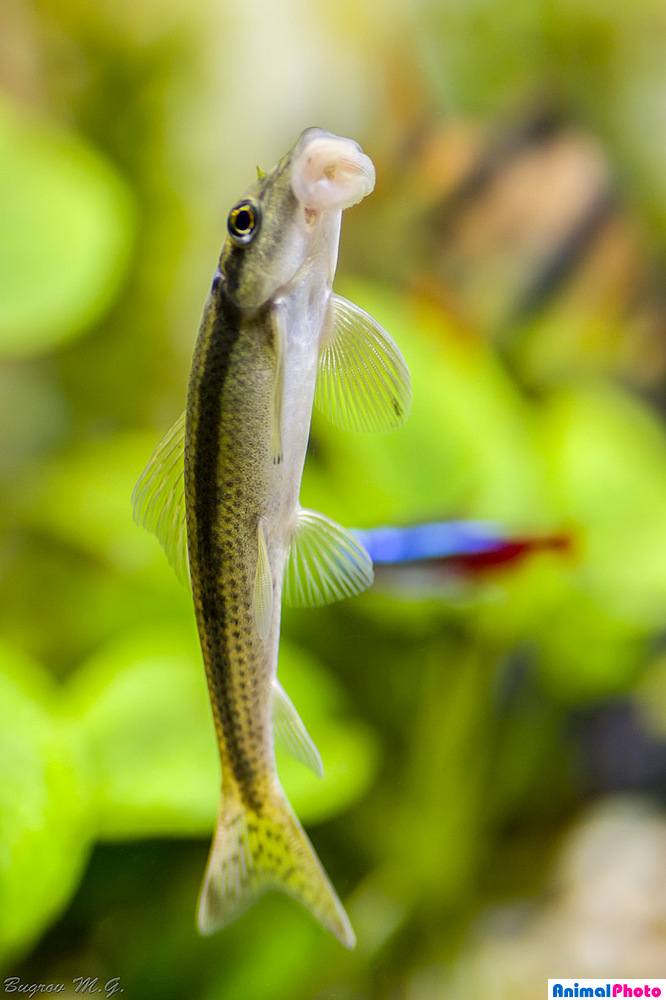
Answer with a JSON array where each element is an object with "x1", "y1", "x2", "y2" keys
[
  {"x1": 315, "y1": 293, "x2": 412, "y2": 433},
  {"x1": 131, "y1": 411, "x2": 188, "y2": 582},
  {"x1": 253, "y1": 521, "x2": 273, "y2": 640},
  {"x1": 272, "y1": 679, "x2": 323, "y2": 777},
  {"x1": 284, "y1": 507, "x2": 373, "y2": 608}
]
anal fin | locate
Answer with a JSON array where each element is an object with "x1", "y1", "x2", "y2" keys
[{"x1": 272, "y1": 679, "x2": 323, "y2": 777}]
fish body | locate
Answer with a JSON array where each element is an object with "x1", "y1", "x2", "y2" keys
[
  {"x1": 355, "y1": 520, "x2": 573, "y2": 585},
  {"x1": 133, "y1": 129, "x2": 411, "y2": 947}
]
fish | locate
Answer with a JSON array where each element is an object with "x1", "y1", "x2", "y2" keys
[
  {"x1": 132, "y1": 128, "x2": 411, "y2": 948},
  {"x1": 354, "y1": 520, "x2": 573, "y2": 591},
  {"x1": 353, "y1": 520, "x2": 510, "y2": 564},
  {"x1": 355, "y1": 520, "x2": 573, "y2": 572}
]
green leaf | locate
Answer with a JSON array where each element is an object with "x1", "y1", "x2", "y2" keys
[
  {"x1": 540, "y1": 384, "x2": 666, "y2": 628},
  {"x1": 21, "y1": 431, "x2": 179, "y2": 578},
  {"x1": 65, "y1": 625, "x2": 379, "y2": 839},
  {"x1": 0, "y1": 97, "x2": 135, "y2": 357},
  {"x1": 65, "y1": 625, "x2": 218, "y2": 839},
  {"x1": 0, "y1": 640, "x2": 92, "y2": 963}
]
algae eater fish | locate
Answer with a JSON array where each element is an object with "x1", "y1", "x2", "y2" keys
[{"x1": 132, "y1": 128, "x2": 411, "y2": 947}]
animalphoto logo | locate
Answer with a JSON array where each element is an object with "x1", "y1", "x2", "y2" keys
[{"x1": 549, "y1": 982, "x2": 666, "y2": 999}]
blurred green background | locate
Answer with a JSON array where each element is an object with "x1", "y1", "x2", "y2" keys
[{"x1": 3, "y1": 0, "x2": 666, "y2": 996}]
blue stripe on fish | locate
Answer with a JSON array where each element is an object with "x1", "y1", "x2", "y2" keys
[{"x1": 352, "y1": 521, "x2": 505, "y2": 564}]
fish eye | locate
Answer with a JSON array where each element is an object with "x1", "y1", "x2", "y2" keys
[{"x1": 227, "y1": 201, "x2": 261, "y2": 246}]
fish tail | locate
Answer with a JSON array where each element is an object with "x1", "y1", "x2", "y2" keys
[{"x1": 197, "y1": 786, "x2": 356, "y2": 948}]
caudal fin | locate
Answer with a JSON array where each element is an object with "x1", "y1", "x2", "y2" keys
[{"x1": 197, "y1": 789, "x2": 355, "y2": 948}]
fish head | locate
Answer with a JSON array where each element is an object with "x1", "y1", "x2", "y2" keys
[{"x1": 218, "y1": 128, "x2": 375, "y2": 311}]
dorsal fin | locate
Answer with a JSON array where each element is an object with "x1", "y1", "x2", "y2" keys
[{"x1": 132, "y1": 412, "x2": 188, "y2": 582}]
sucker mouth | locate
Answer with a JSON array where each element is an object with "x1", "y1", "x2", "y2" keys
[{"x1": 291, "y1": 129, "x2": 376, "y2": 212}]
